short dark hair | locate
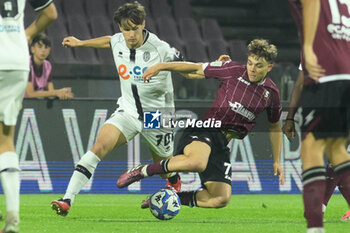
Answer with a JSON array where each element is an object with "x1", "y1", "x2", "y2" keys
[
  {"x1": 113, "y1": 1, "x2": 146, "y2": 28},
  {"x1": 31, "y1": 33, "x2": 51, "y2": 47},
  {"x1": 247, "y1": 39, "x2": 277, "y2": 64}
]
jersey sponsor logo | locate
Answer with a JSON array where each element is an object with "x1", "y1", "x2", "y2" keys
[
  {"x1": 118, "y1": 64, "x2": 148, "y2": 81},
  {"x1": 144, "y1": 110, "x2": 161, "y2": 129},
  {"x1": 209, "y1": 61, "x2": 223, "y2": 67},
  {"x1": 238, "y1": 77, "x2": 250, "y2": 85},
  {"x1": 228, "y1": 101, "x2": 256, "y2": 121},
  {"x1": 0, "y1": 24, "x2": 20, "y2": 33},
  {"x1": 143, "y1": 51, "x2": 150, "y2": 62},
  {"x1": 327, "y1": 0, "x2": 350, "y2": 41}
]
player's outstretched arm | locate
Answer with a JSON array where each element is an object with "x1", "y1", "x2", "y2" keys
[
  {"x1": 62, "y1": 36, "x2": 111, "y2": 49},
  {"x1": 178, "y1": 72, "x2": 205, "y2": 79},
  {"x1": 25, "y1": 2, "x2": 58, "y2": 43},
  {"x1": 177, "y1": 54, "x2": 232, "y2": 79},
  {"x1": 269, "y1": 121, "x2": 285, "y2": 185},
  {"x1": 282, "y1": 70, "x2": 304, "y2": 140},
  {"x1": 143, "y1": 62, "x2": 204, "y2": 82}
]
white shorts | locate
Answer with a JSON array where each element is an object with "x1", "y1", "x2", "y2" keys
[
  {"x1": 104, "y1": 108, "x2": 174, "y2": 157},
  {"x1": 0, "y1": 70, "x2": 28, "y2": 126}
]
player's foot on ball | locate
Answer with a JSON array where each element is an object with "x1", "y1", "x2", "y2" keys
[
  {"x1": 117, "y1": 164, "x2": 146, "y2": 188},
  {"x1": 341, "y1": 209, "x2": 350, "y2": 221},
  {"x1": 51, "y1": 198, "x2": 71, "y2": 216},
  {"x1": 167, "y1": 175, "x2": 181, "y2": 192}
]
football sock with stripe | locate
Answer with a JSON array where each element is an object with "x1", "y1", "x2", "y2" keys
[
  {"x1": 334, "y1": 160, "x2": 350, "y2": 205},
  {"x1": 64, "y1": 151, "x2": 100, "y2": 204},
  {"x1": 145, "y1": 159, "x2": 170, "y2": 176},
  {"x1": 0, "y1": 152, "x2": 20, "y2": 215},
  {"x1": 302, "y1": 166, "x2": 326, "y2": 228},
  {"x1": 177, "y1": 191, "x2": 198, "y2": 207},
  {"x1": 324, "y1": 164, "x2": 338, "y2": 207}
]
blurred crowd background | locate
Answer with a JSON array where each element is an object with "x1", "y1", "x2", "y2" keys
[{"x1": 24, "y1": 0, "x2": 299, "y2": 101}]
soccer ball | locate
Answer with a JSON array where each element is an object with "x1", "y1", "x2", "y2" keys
[{"x1": 149, "y1": 188, "x2": 181, "y2": 220}]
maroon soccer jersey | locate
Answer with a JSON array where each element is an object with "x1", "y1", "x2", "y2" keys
[
  {"x1": 289, "y1": 0, "x2": 350, "y2": 85},
  {"x1": 202, "y1": 61, "x2": 281, "y2": 138}
]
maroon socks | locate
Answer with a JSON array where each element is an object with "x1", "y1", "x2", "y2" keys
[{"x1": 302, "y1": 167, "x2": 326, "y2": 228}]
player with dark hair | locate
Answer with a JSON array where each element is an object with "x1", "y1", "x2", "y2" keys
[
  {"x1": 117, "y1": 39, "x2": 285, "y2": 209},
  {"x1": 289, "y1": 0, "x2": 350, "y2": 232},
  {"x1": 51, "y1": 1, "x2": 182, "y2": 216},
  {"x1": 0, "y1": 0, "x2": 57, "y2": 232},
  {"x1": 25, "y1": 33, "x2": 73, "y2": 99}
]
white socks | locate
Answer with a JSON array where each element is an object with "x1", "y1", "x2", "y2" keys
[
  {"x1": 306, "y1": 228, "x2": 325, "y2": 233},
  {"x1": 64, "y1": 151, "x2": 100, "y2": 204},
  {"x1": 0, "y1": 152, "x2": 20, "y2": 215}
]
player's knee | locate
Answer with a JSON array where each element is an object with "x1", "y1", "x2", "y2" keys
[
  {"x1": 212, "y1": 196, "x2": 230, "y2": 208},
  {"x1": 91, "y1": 142, "x2": 110, "y2": 159},
  {"x1": 187, "y1": 160, "x2": 207, "y2": 172}
]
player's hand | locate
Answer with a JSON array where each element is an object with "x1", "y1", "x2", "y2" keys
[
  {"x1": 217, "y1": 54, "x2": 231, "y2": 62},
  {"x1": 143, "y1": 64, "x2": 160, "y2": 82},
  {"x1": 282, "y1": 120, "x2": 296, "y2": 141},
  {"x1": 62, "y1": 36, "x2": 81, "y2": 47},
  {"x1": 304, "y1": 46, "x2": 325, "y2": 81},
  {"x1": 273, "y1": 162, "x2": 284, "y2": 185}
]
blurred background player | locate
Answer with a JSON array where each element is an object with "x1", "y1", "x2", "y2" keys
[
  {"x1": 289, "y1": 0, "x2": 350, "y2": 232},
  {"x1": 51, "y1": 1, "x2": 182, "y2": 216},
  {"x1": 25, "y1": 33, "x2": 74, "y2": 99},
  {"x1": 117, "y1": 39, "x2": 285, "y2": 209},
  {"x1": 282, "y1": 66, "x2": 350, "y2": 221},
  {"x1": 0, "y1": 0, "x2": 57, "y2": 232}
]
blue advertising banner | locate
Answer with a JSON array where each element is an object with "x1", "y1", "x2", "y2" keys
[{"x1": 6, "y1": 99, "x2": 346, "y2": 194}]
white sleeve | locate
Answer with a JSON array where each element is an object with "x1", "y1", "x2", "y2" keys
[{"x1": 159, "y1": 41, "x2": 183, "y2": 62}]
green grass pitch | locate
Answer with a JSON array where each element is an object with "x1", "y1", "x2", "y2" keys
[{"x1": 0, "y1": 194, "x2": 348, "y2": 233}]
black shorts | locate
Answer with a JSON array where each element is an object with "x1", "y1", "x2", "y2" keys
[
  {"x1": 174, "y1": 127, "x2": 232, "y2": 186},
  {"x1": 300, "y1": 80, "x2": 350, "y2": 140}
]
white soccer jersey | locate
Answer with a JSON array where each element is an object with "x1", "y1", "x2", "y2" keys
[
  {"x1": 0, "y1": 0, "x2": 53, "y2": 71},
  {"x1": 110, "y1": 30, "x2": 181, "y2": 119}
]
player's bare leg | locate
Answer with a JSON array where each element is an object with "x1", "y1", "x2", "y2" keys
[
  {"x1": 0, "y1": 123, "x2": 20, "y2": 232},
  {"x1": 193, "y1": 181, "x2": 231, "y2": 208},
  {"x1": 326, "y1": 137, "x2": 350, "y2": 221},
  {"x1": 51, "y1": 124, "x2": 127, "y2": 216},
  {"x1": 117, "y1": 141, "x2": 210, "y2": 188},
  {"x1": 301, "y1": 133, "x2": 326, "y2": 231},
  {"x1": 167, "y1": 141, "x2": 211, "y2": 172}
]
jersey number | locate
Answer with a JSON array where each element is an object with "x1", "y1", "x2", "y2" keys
[
  {"x1": 156, "y1": 133, "x2": 173, "y2": 147},
  {"x1": 329, "y1": 0, "x2": 350, "y2": 26},
  {"x1": 0, "y1": 0, "x2": 19, "y2": 18},
  {"x1": 224, "y1": 162, "x2": 232, "y2": 180}
]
